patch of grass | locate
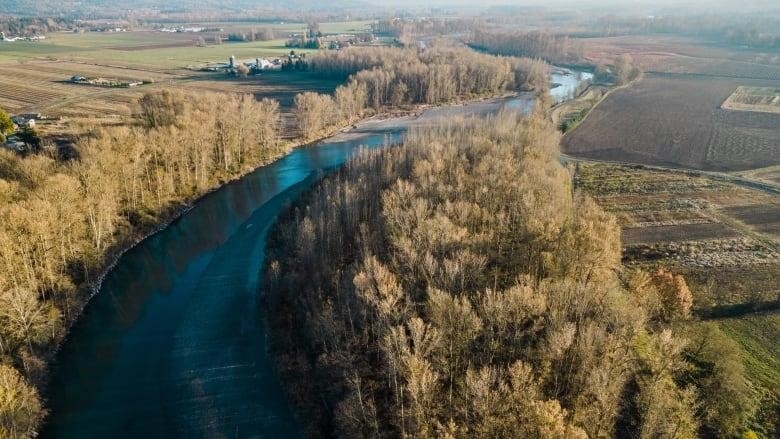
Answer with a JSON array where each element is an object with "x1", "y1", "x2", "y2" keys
[{"x1": 718, "y1": 313, "x2": 780, "y2": 391}]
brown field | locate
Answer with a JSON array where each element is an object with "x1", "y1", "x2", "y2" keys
[
  {"x1": 722, "y1": 86, "x2": 780, "y2": 114},
  {"x1": 737, "y1": 166, "x2": 780, "y2": 186},
  {"x1": 563, "y1": 74, "x2": 780, "y2": 172},
  {"x1": 723, "y1": 204, "x2": 780, "y2": 236},
  {"x1": 622, "y1": 223, "x2": 739, "y2": 244},
  {"x1": 0, "y1": 60, "x2": 339, "y2": 134},
  {"x1": 0, "y1": 61, "x2": 178, "y2": 116},
  {"x1": 583, "y1": 34, "x2": 780, "y2": 80},
  {"x1": 578, "y1": 163, "x2": 780, "y2": 307}
]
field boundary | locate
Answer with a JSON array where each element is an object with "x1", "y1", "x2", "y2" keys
[{"x1": 560, "y1": 153, "x2": 780, "y2": 196}]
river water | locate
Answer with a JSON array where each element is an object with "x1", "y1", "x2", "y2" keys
[{"x1": 41, "y1": 69, "x2": 589, "y2": 438}]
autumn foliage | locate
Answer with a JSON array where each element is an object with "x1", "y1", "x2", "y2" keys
[
  {"x1": 262, "y1": 112, "x2": 730, "y2": 437},
  {"x1": 293, "y1": 46, "x2": 549, "y2": 139},
  {"x1": 0, "y1": 92, "x2": 282, "y2": 436}
]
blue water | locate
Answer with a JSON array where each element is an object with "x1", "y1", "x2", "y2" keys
[{"x1": 41, "y1": 70, "x2": 589, "y2": 438}]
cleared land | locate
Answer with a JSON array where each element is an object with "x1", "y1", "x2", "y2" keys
[
  {"x1": 722, "y1": 86, "x2": 780, "y2": 114},
  {"x1": 563, "y1": 74, "x2": 780, "y2": 171}
]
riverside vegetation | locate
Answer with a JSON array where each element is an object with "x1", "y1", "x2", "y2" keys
[
  {"x1": 294, "y1": 46, "x2": 549, "y2": 140},
  {"x1": 0, "y1": 45, "x2": 547, "y2": 437},
  {"x1": 264, "y1": 111, "x2": 761, "y2": 438},
  {"x1": 0, "y1": 93, "x2": 282, "y2": 437}
]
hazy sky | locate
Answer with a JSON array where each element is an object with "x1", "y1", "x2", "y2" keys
[{"x1": 2, "y1": 0, "x2": 778, "y2": 16}]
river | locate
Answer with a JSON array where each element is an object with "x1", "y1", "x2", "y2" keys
[{"x1": 41, "y1": 69, "x2": 589, "y2": 438}]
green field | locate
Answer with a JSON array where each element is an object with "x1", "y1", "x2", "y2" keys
[
  {"x1": 0, "y1": 34, "x2": 315, "y2": 68},
  {"x1": 719, "y1": 313, "x2": 780, "y2": 392},
  {"x1": 0, "y1": 20, "x2": 373, "y2": 68}
]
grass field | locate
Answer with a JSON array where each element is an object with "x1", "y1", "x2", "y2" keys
[
  {"x1": 0, "y1": 20, "x2": 373, "y2": 66},
  {"x1": 723, "y1": 86, "x2": 780, "y2": 114},
  {"x1": 737, "y1": 166, "x2": 780, "y2": 186},
  {"x1": 0, "y1": 33, "x2": 318, "y2": 68},
  {"x1": 562, "y1": 74, "x2": 780, "y2": 172}
]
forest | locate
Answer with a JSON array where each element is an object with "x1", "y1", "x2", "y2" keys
[
  {"x1": 469, "y1": 29, "x2": 585, "y2": 65},
  {"x1": 264, "y1": 110, "x2": 759, "y2": 438},
  {"x1": 294, "y1": 46, "x2": 548, "y2": 139},
  {"x1": 588, "y1": 14, "x2": 780, "y2": 48},
  {"x1": 0, "y1": 92, "x2": 282, "y2": 437}
]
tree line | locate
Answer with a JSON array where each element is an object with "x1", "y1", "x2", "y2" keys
[
  {"x1": 226, "y1": 27, "x2": 275, "y2": 42},
  {"x1": 0, "y1": 91, "x2": 283, "y2": 437},
  {"x1": 369, "y1": 18, "x2": 481, "y2": 46},
  {"x1": 470, "y1": 29, "x2": 585, "y2": 65},
  {"x1": 293, "y1": 46, "x2": 548, "y2": 139},
  {"x1": 589, "y1": 14, "x2": 780, "y2": 49},
  {"x1": 0, "y1": 17, "x2": 69, "y2": 35},
  {"x1": 264, "y1": 111, "x2": 759, "y2": 438}
]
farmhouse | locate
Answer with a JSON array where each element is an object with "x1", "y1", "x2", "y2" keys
[{"x1": 12, "y1": 114, "x2": 41, "y2": 128}]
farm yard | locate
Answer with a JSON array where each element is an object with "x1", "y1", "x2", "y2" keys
[
  {"x1": 562, "y1": 74, "x2": 780, "y2": 172},
  {"x1": 577, "y1": 162, "x2": 779, "y2": 430}
]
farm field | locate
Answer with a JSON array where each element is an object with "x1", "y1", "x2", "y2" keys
[
  {"x1": 738, "y1": 166, "x2": 780, "y2": 186},
  {"x1": 583, "y1": 34, "x2": 780, "y2": 79},
  {"x1": 562, "y1": 74, "x2": 780, "y2": 172},
  {"x1": 577, "y1": 162, "x2": 779, "y2": 432},
  {"x1": 723, "y1": 86, "x2": 780, "y2": 114},
  {"x1": 577, "y1": 163, "x2": 779, "y2": 307},
  {"x1": 0, "y1": 33, "x2": 318, "y2": 68},
  {"x1": 0, "y1": 30, "x2": 344, "y2": 124},
  {"x1": 0, "y1": 21, "x2": 372, "y2": 66}
]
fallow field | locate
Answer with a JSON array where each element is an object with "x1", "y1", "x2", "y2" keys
[
  {"x1": 563, "y1": 74, "x2": 780, "y2": 172},
  {"x1": 583, "y1": 34, "x2": 780, "y2": 80}
]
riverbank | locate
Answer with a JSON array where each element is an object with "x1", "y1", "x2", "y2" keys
[
  {"x1": 35, "y1": 89, "x2": 530, "y2": 434},
  {"x1": 38, "y1": 61, "x2": 595, "y2": 436}
]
